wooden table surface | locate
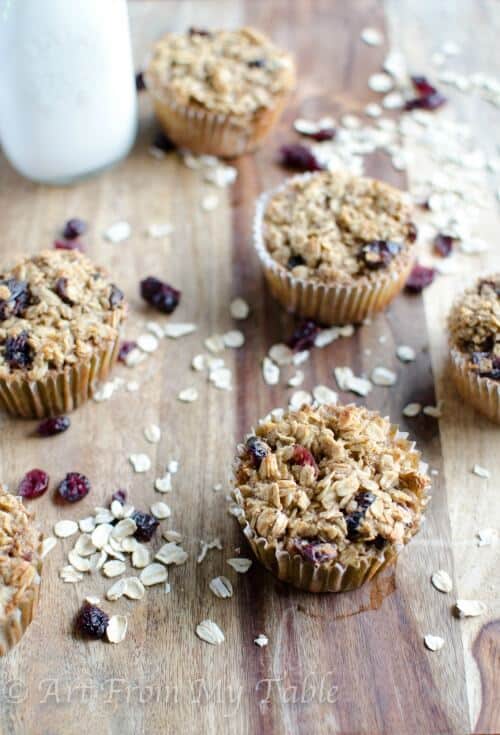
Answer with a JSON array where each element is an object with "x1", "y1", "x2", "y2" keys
[{"x1": 0, "y1": 2, "x2": 499, "y2": 734}]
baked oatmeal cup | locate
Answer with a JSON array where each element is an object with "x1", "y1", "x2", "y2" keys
[
  {"x1": 0, "y1": 487, "x2": 43, "y2": 655},
  {"x1": 232, "y1": 403, "x2": 430, "y2": 592},
  {"x1": 254, "y1": 171, "x2": 417, "y2": 325},
  {"x1": 448, "y1": 274, "x2": 500, "y2": 423},
  {"x1": 145, "y1": 26, "x2": 296, "y2": 157},
  {"x1": 0, "y1": 250, "x2": 127, "y2": 418}
]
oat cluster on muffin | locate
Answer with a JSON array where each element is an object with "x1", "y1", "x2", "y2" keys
[
  {"x1": 0, "y1": 487, "x2": 42, "y2": 655},
  {"x1": 262, "y1": 171, "x2": 416, "y2": 285},
  {"x1": 233, "y1": 403, "x2": 430, "y2": 592}
]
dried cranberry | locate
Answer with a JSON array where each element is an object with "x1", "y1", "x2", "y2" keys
[
  {"x1": 109, "y1": 284, "x2": 124, "y2": 309},
  {"x1": 371, "y1": 535, "x2": 387, "y2": 550},
  {"x1": 18, "y1": 469, "x2": 49, "y2": 499},
  {"x1": 76, "y1": 603, "x2": 109, "y2": 639},
  {"x1": 54, "y1": 277, "x2": 73, "y2": 305},
  {"x1": 279, "y1": 144, "x2": 323, "y2": 172},
  {"x1": 118, "y1": 340, "x2": 137, "y2": 362},
  {"x1": 472, "y1": 351, "x2": 500, "y2": 380},
  {"x1": 407, "y1": 222, "x2": 418, "y2": 243},
  {"x1": 246, "y1": 436, "x2": 269, "y2": 469},
  {"x1": 58, "y1": 472, "x2": 91, "y2": 503},
  {"x1": 0, "y1": 279, "x2": 31, "y2": 321},
  {"x1": 140, "y1": 276, "x2": 180, "y2": 314},
  {"x1": 287, "y1": 319, "x2": 321, "y2": 351},
  {"x1": 54, "y1": 239, "x2": 85, "y2": 252},
  {"x1": 112, "y1": 489, "x2": 127, "y2": 504},
  {"x1": 135, "y1": 71, "x2": 146, "y2": 91},
  {"x1": 309, "y1": 127, "x2": 336, "y2": 142},
  {"x1": 434, "y1": 233, "x2": 454, "y2": 257},
  {"x1": 295, "y1": 540, "x2": 337, "y2": 564},
  {"x1": 287, "y1": 254, "x2": 306, "y2": 269},
  {"x1": 4, "y1": 332, "x2": 33, "y2": 369},
  {"x1": 411, "y1": 75, "x2": 437, "y2": 97},
  {"x1": 152, "y1": 131, "x2": 175, "y2": 152},
  {"x1": 405, "y1": 92, "x2": 447, "y2": 111},
  {"x1": 132, "y1": 511, "x2": 159, "y2": 542},
  {"x1": 344, "y1": 491, "x2": 375, "y2": 541},
  {"x1": 292, "y1": 445, "x2": 316, "y2": 469},
  {"x1": 62, "y1": 218, "x2": 86, "y2": 240},
  {"x1": 405, "y1": 263, "x2": 436, "y2": 293},
  {"x1": 359, "y1": 240, "x2": 401, "y2": 270},
  {"x1": 248, "y1": 58, "x2": 266, "y2": 68},
  {"x1": 37, "y1": 415, "x2": 70, "y2": 437}
]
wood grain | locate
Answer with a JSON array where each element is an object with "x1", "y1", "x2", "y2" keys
[{"x1": 0, "y1": 1, "x2": 497, "y2": 734}]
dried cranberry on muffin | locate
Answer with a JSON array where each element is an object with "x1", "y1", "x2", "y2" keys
[
  {"x1": 232, "y1": 403, "x2": 430, "y2": 592},
  {"x1": 0, "y1": 487, "x2": 43, "y2": 655},
  {"x1": 0, "y1": 250, "x2": 127, "y2": 418},
  {"x1": 448, "y1": 275, "x2": 500, "y2": 423},
  {"x1": 254, "y1": 171, "x2": 417, "y2": 325},
  {"x1": 145, "y1": 26, "x2": 295, "y2": 157}
]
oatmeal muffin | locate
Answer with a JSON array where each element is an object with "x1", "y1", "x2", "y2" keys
[
  {"x1": 254, "y1": 171, "x2": 417, "y2": 325},
  {"x1": 448, "y1": 275, "x2": 500, "y2": 423},
  {"x1": 0, "y1": 487, "x2": 43, "y2": 655},
  {"x1": 232, "y1": 403, "x2": 430, "y2": 592},
  {"x1": 145, "y1": 26, "x2": 295, "y2": 157},
  {"x1": 0, "y1": 250, "x2": 127, "y2": 418}
]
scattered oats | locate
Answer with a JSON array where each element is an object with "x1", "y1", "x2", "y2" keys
[
  {"x1": 230, "y1": 297, "x2": 250, "y2": 320},
  {"x1": 164, "y1": 323, "x2": 197, "y2": 338},
  {"x1": 334, "y1": 367, "x2": 372, "y2": 396},
  {"x1": 205, "y1": 334, "x2": 226, "y2": 353},
  {"x1": 106, "y1": 615, "x2": 128, "y2": 644},
  {"x1": 431, "y1": 469, "x2": 439, "y2": 476},
  {"x1": 210, "y1": 366, "x2": 232, "y2": 390},
  {"x1": 287, "y1": 370, "x2": 304, "y2": 388},
  {"x1": 41, "y1": 536, "x2": 57, "y2": 558},
  {"x1": 201, "y1": 193, "x2": 219, "y2": 211},
  {"x1": 269, "y1": 343, "x2": 294, "y2": 366},
  {"x1": 112, "y1": 518, "x2": 137, "y2": 540},
  {"x1": 460, "y1": 239, "x2": 489, "y2": 255},
  {"x1": 129, "y1": 453, "x2": 151, "y2": 473},
  {"x1": 73, "y1": 534, "x2": 96, "y2": 557},
  {"x1": 455, "y1": 600, "x2": 487, "y2": 618},
  {"x1": 204, "y1": 163, "x2": 237, "y2": 188},
  {"x1": 262, "y1": 356, "x2": 280, "y2": 385},
  {"x1": 392, "y1": 154, "x2": 407, "y2": 172},
  {"x1": 155, "y1": 473, "x2": 172, "y2": 493},
  {"x1": 60, "y1": 565, "x2": 83, "y2": 583},
  {"x1": 132, "y1": 545, "x2": 151, "y2": 569},
  {"x1": 156, "y1": 542, "x2": 188, "y2": 566},
  {"x1": 91, "y1": 550, "x2": 107, "y2": 571},
  {"x1": 293, "y1": 350, "x2": 310, "y2": 366},
  {"x1": 146, "y1": 321, "x2": 164, "y2": 339},
  {"x1": 360, "y1": 27, "x2": 383, "y2": 46},
  {"x1": 442, "y1": 40, "x2": 460, "y2": 56},
  {"x1": 164, "y1": 582, "x2": 171, "y2": 594},
  {"x1": 382, "y1": 91, "x2": 404, "y2": 109},
  {"x1": 293, "y1": 118, "x2": 320, "y2": 135},
  {"x1": 368, "y1": 72, "x2": 393, "y2": 93},
  {"x1": 197, "y1": 537, "x2": 223, "y2": 564},
  {"x1": 314, "y1": 327, "x2": 339, "y2": 348},
  {"x1": 431, "y1": 51, "x2": 446, "y2": 66},
  {"x1": 254, "y1": 634, "x2": 269, "y2": 648},
  {"x1": 227, "y1": 558, "x2": 252, "y2": 573},
  {"x1": 424, "y1": 634, "x2": 445, "y2": 652},
  {"x1": 403, "y1": 402, "x2": 422, "y2": 417},
  {"x1": 54, "y1": 520, "x2": 78, "y2": 539},
  {"x1": 103, "y1": 560, "x2": 126, "y2": 578},
  {"x1": 144, "y1": 424, "x2": 161, "y2": 444},
  {"x1": 140, "y1": 563, "x2": 168, "y2": 586},
  {"x1": 289, "y1": 390, "x2": 313, "y2": 411},
  {"x1": 472, "y1": 464, "x2": 490, "y2": 479},
  {"x1": 196, "y1": 619, "x2": 224, "y2": 646},
  {"x1": 124, "y1": 348, "x2": 147, "y2": 367},
  {"x1": 383, "y1": 50, "x2": 407, "y2": 83},
  {"x1": 123, "y1": 577, "x2": 145, "y2": 600},
  {"x1": 94, "y1": 507, "x2": 114, "y2": 524},
  {"x1": 477, "y1": 528, "x2": 498, "y2": 547},
  {"x1": 149, "y1": 145, "x2": 166, "y2": 160},
  {"x1": 192, "y1": 353, "x2": 206, "y2": 371},
  {"x1": 178, "y1": 387, "x2": 198, "y2": 402},
  {"x1": 85, "y1": 596, "x2": 100, "y2": 606},
  {"x1": 209, "y1": 576, "x2": 233, "y2": 599},
  {"x1": 396, "y1": 345, "x2": 416, "y2": 362},
  {"x1": 106, "y1": 578, "x2": 126, "y2": 601},
  {"x1": 213, "y1": 483, "x2": 222, "y2": 492},
  {"x1": 104, "y1": 220, "x2": 131, "y2": 243},
  {"x1": 431, "y1": 570, "x2": 453, "y2": 593},
  {"x1": 341, "y1": 114, "x2": 361, "y2": 129},
  {"x1": 151, "y1": 502, "x2": 171, "y2": 520},
  {"x1": 79, "y1": 516, "x2": 96, "y2": 533},
  {"x1": 207, "y1": 356, "x2": 225, "y2": 371},
  {"x1": 91, "y1": 523, "x2": 114, "y2": 550},
  {"x1": 163, "y1": 530, "x2": 183, "y2": 543},
  {"x1": 365, "y1": 103, "x2": 382, "y2": 118},
  {"x1": 371, "y1": 366, "x2": 397, "y2": 387},
  {"x1": 137, "y1": 333, "x2": 159, "y2": 353},
  {"x1": 93, "y1": 381, "x2": 116, "y2": 402},
  {"x1": 68, "y1": 550, "x2": 92, "y2": 573},
  {"x1": 423, "y1": 403, "x2": 443, "y2": 418},
  {"x1": 224, "y1": 330, "x2": 245, "y2": 348},
  {"x1": 338, "y1": 324, "x2": 355, "y2": 337},
  {"x1": 111, "y1": 500, "x2": 126, "y2": 519},
  {"x1": 146, "y1": 222, "x2": 173, "y2": 238},
  {"x1": 121, "y1": 537, "x2": 138, "y2": 553},
  {"x1": 313, "y1": 385, "x2": 338, "y2": 405}
]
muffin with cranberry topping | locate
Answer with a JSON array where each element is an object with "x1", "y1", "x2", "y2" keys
[
  {"x1": 0, "y1": 250, "x2": 127, "y2": 418},
  {"x1": 0, "y1": 487, "x2": 43, "y2": 655},
  {"x1": 254, "y1": 171, "x2": 417, "y2": 325},
  {"x1": 232, "y1": 403, "x2": 430, "y2": 592},
  {"x1": 448, "y1": 275, "x2": 500, "y2": 423},
  {"x1": 145, "y1": 26, "x2": 295, "y2": 157}
]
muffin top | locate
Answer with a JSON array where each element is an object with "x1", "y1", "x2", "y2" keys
[
  {"x1": 448, "y1": 275, "x2": 500, "y2": 380},
  {"x1": 146, "y1": 26, "x2": 295, "y2": 118},
  {"x1": 261, "y1": 171, "x2": 417, "y2": 285},
  {"x1": 0, "y1": 250, "x2": 126, "y2": 381},
  {"x1": 233, "y1": 404, "x2": 430, "y2": 567},
  {"x1": 0, "y1": 487, "x2": 42, "y2": 619}
]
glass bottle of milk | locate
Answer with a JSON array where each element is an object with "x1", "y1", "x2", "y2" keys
[{"x1": 0, "y1": 0, "x2": 138, "y2": 184}]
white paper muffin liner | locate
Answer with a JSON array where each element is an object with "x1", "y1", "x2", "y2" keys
[
  {"x1": 0, "y1": 541, "x2": 42, "y2": 656},
  {"x1": 253, "y1": 174, "x2": 415, "y2": 326},
  {"x1": 450, "y1": 347, "x2": 500, "y2": 424}
]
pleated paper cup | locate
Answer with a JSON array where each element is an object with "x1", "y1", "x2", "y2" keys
[
  {"x1": 0, "y1": 335, "x2": 121, "y2": 419},
  {"x1": 146, "y1": 83, "x2": 292, "y2": 158},
  {"x1": 0, "y1": 540, "x2": 42, "y2": 657},
  {"x1": 450, "y1": 347, "x2": 500, "y2": 424},
  {"x1": 253, "y1": 175, "x2": 415, "y2": 326}
]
